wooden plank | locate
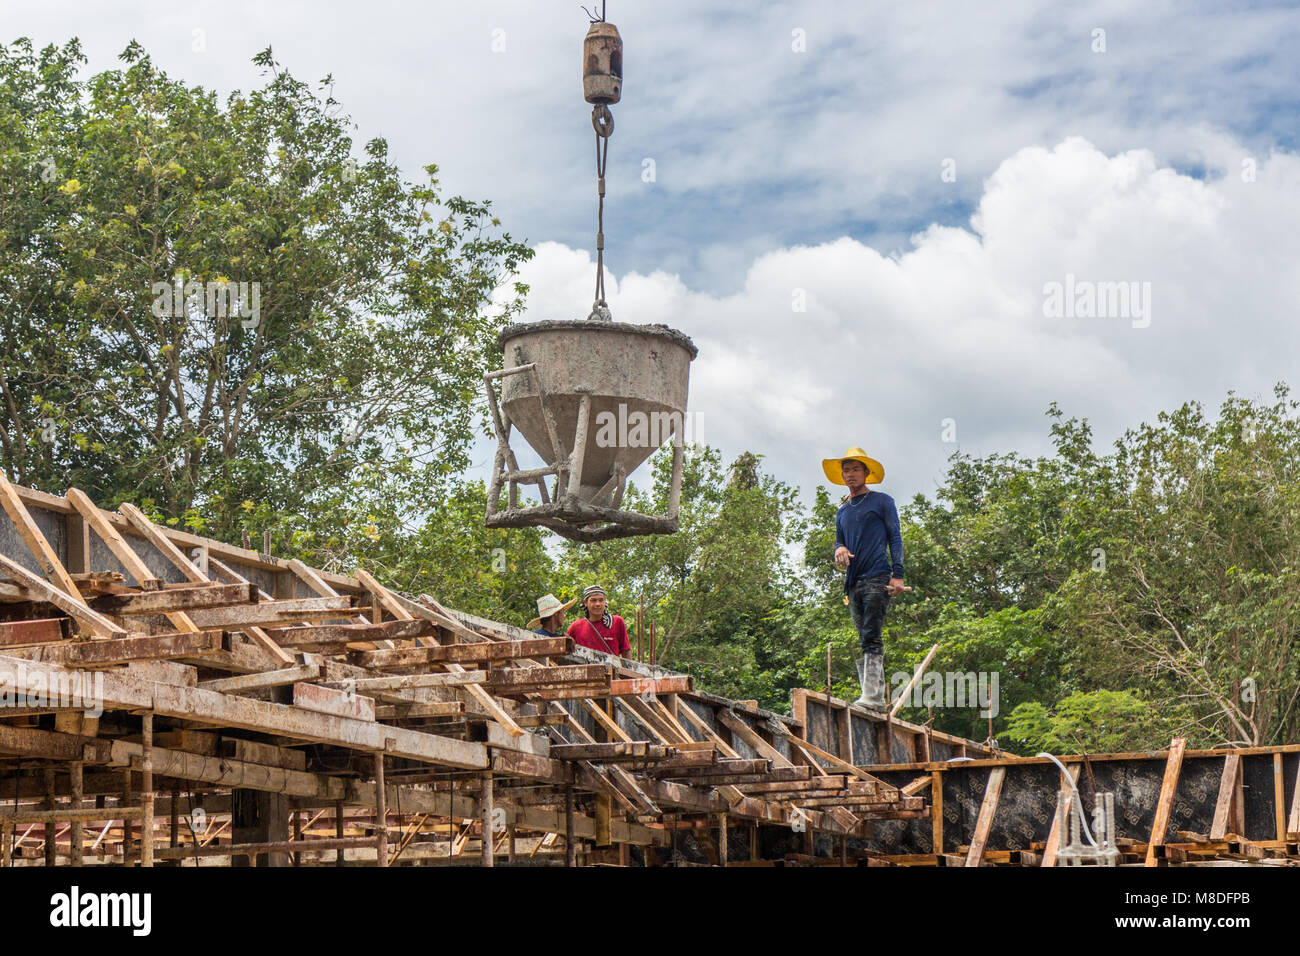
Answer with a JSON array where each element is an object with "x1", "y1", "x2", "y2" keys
[
  {"x1": 3, "y1": 629, "x2": 223, "y2": 666},
  {"x1": 0, "y1": 553, "x2": 127, "y2": 638},
  {"x1": 272, "y1": 619, "x2": 435, "y2": 649},
  {"x1": 1144, "y1": 737, "x2": 1187, "y2": 867},
  {"x1": 1289, "y1": 754, "x2": 1300, "y2": 838},
  {"x1": 964, "y1": 766, "x2": 1005, "y2": 867},
  {"x1": 351, "y1": 636, "x2": 569, "y2": 668},
  {"x1": 550, "y1": 743, "x2": 670, "y2": 762},
  {"x1": 1040, "y1": 762, "x2": 1082, "y2": 867},
  {"x1": 54, "y1": 630, "x2": 223, "y2": 665},
  {"x1": 90, "y1": 582, "x2": 257, "y2": 615},
  {"x1": 609, "y1": 676, "x2": 692, "y2": 697},
  {"x1": 293, "y1": 682, "x2": 375, "y2": 721},
  {"x1": 0, "y1": 617, "x2": 72, "y2": 647},
  {"x1": 199, "y1": 665, "x2": 322, "y2": 693},
  {"x1": 0, "y1": 472, "x2": 111, "y2": 634},
  {"x1": 185, "y1": 596, "x2": 359, "y2": 628}
]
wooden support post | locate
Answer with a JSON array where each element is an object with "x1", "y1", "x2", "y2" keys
[
  {"x1": 169, "y1": 787, "x2": 179, "y2": 852},
  {"x1": 565, "y1": 787, "x2": 576, "y2": 867},
  {"x1": 930, "y1": 769, "x2": 944, "y2": 855},
  {"x1": 1041, "y1": 762, "x2": 1081, "y2": 867},
  {"x1": 1289, "y1": 756, "x2": 1300, "y2": 838},
  {"x1": 121, "y1": 769, "x2": 133, "y2": 865},
  {"x1": 718, "y1": 812, "x2": 727, "y2": 867},
  {"x1": 141, "y1": 713, "x2": 154, "y2": 868},
  {"x1": 1210, "y1": 753, "x2": 1241, "y2": 840},
  {"x1": 1274, "y1": 753, "x2": 1287, "y2": 842},
  {"x1": 595, "y1": 793, "x2": 612, "y2": 847},
  {"x1": 481, "y1": 773, "x2": 495, "y2": 867},
  {"x1": 965, "y1": 766, "x2": 1005, "y2": 867},
  {"x1": 507, "y1": 824, "x2": 517, "y2": 863},
  {"x1": 335, "y1": 802, "x2": 345, "y2": 867},
  {"x1": 44, "y1": 768, "x2": 57, "y2": 867},
  {"x1": 890, "y1": 643, "x2": 939, "y2": 718},
  {"x1": 292, "y1": 809, "x2": 302, "y2": 867},
  {"x1": 1144, "y1": 737, "x2": 1186, "y2": 867},
  {"x1": 70, "y1": 763, "x2": 84, "y2": 867},
  {"x1": 374, "y1": 753, "x2": 388, "y2": 868}
]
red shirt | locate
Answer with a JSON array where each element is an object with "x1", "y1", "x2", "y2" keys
[{"x1": 567, "y1": 616, "x2": 629, "y2": 657}]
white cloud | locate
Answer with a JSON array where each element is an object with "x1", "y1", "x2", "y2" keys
[{"x1": 501, "y1": 137, "x2": 1300, "y2": 504}]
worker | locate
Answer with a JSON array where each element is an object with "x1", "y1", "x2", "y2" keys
[
  {"x1": 527, "y1": 594, "x2": 577, "y2": 637},
  {"x1": 824, "y1": 446, "x2": 905, "y2": 713},
  {"x1": 567, "y1": 584, "x2": 630, "y2": 657}
]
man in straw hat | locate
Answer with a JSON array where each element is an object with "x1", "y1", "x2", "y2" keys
[
  {"x1": 567, "y1": 584, "x2": 630, "y2": 657},
  {"x1": 528, "y1": 593, "x2": 577, "y2": 638},
  {"x1": 823, "y1": 446, "x2": 905, "y2": 713}
]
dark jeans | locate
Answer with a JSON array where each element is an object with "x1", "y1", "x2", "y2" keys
[{"x1": 848, "y1": 573, "x2": 891, "y2": 656}]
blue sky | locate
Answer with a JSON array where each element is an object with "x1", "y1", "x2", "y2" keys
[{"x1": 6, "y1": 0, "x2": 1300, "y2": 507}]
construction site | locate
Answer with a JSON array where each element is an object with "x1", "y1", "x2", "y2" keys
[
  {"x1": 1, "y1": 16, "x2": 1297, "y2": 949},
  {"x1": 0, "y1": 478, "x2": 1296, "y2": 869}
]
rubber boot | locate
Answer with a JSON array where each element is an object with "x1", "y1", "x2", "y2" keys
[{"x1": 855, "y1": 652, "x2": 887, "y2": 713}]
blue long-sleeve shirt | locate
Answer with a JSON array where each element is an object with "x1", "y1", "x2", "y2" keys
[{"x1": 834, "y1": 490, "x2": 904, "y2": 593}]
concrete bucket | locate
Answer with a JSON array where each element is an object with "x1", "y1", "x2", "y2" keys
[{"x1": 483, "y1": 319, "x2": 698, "y2": 542}]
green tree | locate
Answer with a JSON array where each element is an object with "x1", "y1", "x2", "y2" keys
[{"x1": 0, "y1": 39, "x2": 532, "y2": 563}]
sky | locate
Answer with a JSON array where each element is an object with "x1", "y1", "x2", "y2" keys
[{"x1": 5, "y1": 0, "x2": 1300, "y2": 509}]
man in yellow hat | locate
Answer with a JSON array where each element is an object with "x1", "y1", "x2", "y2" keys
[{"x1": 822, "y1": 447, "x2": 905, "y2": 713}]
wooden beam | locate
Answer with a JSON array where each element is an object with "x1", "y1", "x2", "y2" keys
[
  {"x1": 90, "y1": 582, "x2": 257, "y2": 615},
  {"x1": 355, "y1": 570, "x2": 525, "y2": 738},
  {"x1": 0, "y1": 553, "x2": 126, "y2": 638},
  {"x1": 116, "y1": 501, "x2": 296, "y2": 666},
  {"x1": 0, "y1": 617, "x2": 72, "y2": 647},
  {"x1": 1144, "y1": 737, "x2": 1187, "y2": 867},
  {"x1": 199, "y1": 665, "x2": 323, "y2": 693},
  {"x1": 352, "y1": 636, "x2": 569, "y2": 668},
  {"x1": 965, "y1": 766, "x2": 1005, "y2": 867},
  {"x1": 0, "y1": 472, "x2": 110, "y2": 634}
]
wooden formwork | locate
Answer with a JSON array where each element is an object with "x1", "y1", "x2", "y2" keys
[{"x1": 0, "y1": 481, "x2": 929, "y2": 867}]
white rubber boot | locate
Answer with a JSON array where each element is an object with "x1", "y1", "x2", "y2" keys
[{"x1": 856, "y1": 653, "x2": 887, "y2": 713}]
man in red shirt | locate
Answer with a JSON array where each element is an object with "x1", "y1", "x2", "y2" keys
[{"x1": 567, "y1": 585, "x2": 629, "y2": 657}]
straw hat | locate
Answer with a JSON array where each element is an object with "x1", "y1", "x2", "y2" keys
[
  {"x1": 821, "y1": 446, "x2": 884, "y2": 486},
  {"x1": 526, "y1": 593, "x2": 577, "y2": 630}
]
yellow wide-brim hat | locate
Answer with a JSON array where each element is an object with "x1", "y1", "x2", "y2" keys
[
  {"x1": 526, "y1": 594, "x2": 578, "y2": 630},
  {"x1": 822, "y1": 446, "x2": 884, "y2": 486}
]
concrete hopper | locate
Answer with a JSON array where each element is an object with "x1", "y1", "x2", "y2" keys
[{"x1": 483, "y1": 319, "x2": 698, "y2": 542}]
